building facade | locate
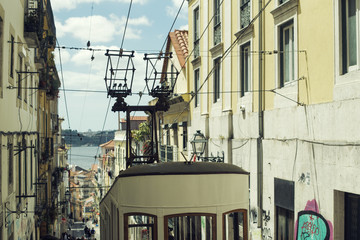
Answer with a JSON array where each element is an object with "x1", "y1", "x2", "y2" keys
[
  {"x1": 0, "y1": 0, "x2": 62, "y2": 239},
  {"x1": 158, "y1": 30, "x2": 190, "y2": 163},
  {"x1": 187, "y1": 0, "x2": 360, "y2": 239}
]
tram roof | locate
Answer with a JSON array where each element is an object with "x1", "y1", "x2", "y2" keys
[{"x1": 117, "y1": 162, "x2": 249, "y2": 178}]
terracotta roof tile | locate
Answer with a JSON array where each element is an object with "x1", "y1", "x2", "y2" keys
[
  {"x1": 169, "y1": 30, "x2": 188, "y2": 67},
  {"x1": 120, "y1": 116, "x2": 148, "y2": 122},
  {"x1": 99, "y1": 139, "x2": 114, "y2": 148}
]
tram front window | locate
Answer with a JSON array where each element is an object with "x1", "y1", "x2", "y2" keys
[
  {"x1": 223, "y1": 210, "x2": 248, "y2": 240},
  {"x1": 126, "y1": 214, "x2": 157, "y2": 240},
  {"x1": 165, "y1": 214, "x2": 216, "y2": 240}
]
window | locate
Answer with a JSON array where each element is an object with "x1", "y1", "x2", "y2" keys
[
  {"x1": 30, "y1": 75, "x2": 33, "y2": 106},
  {"x1": 30, "y1": 140, "x2": 33, "y2": 190},
  {"x1": 275, "y1": 178, "x2": 294, "y2": 240},
  {"x1": 24, "y1": 140, "x2": 27, "y2": 195},
  {"x1": 125, "y1": 213, "x2": 157, "y2": 240},
  {"x1": 24, "y1": 66, "x2": 29, "y2": 103},
  {"x1": 182, "y1": 122, "x2": 187, "y2": 150},
  {"x1": 165, "y1": 214, "x2": 216, "y2": 240},
  {"x1": 194, "y1": 69, "x2": 200, "y2": 107},
  {"x1": 279, "y1": 20, "x2": 294, "y2": 87},
  {"x1": 214, "y1": 0, "x2": 221, "y2": 45},
  {"x1": 172, "y1": 123, "x2": 178, "y2": 147},
  {"x1": 10, "y1": 35, "x2": 14, "y2": 78},
  {"x1": 17, "y1": 141, "x2": 22, "y2": 203},
  {"x1": 341, "y1": 0, "x2": 358, "y2": 74},
  {"x1": 8, "y1": 136, "x2": 13, "y2": 190},
  {"x1": 194, "y1": 7, "x2": 200, "y2": 58},
  {"x1": 240, "y1": 43, "x2": 250, "y2": 97},
  {"x1": 17, "y1": 56, "x2": 23, "y2": 99},
  {"x1": 345, "y1": 192, "x2": 360, "y2": 239},
  {"x1": 223, "y1": 210, "x2": 248, "y2": 240},
  {"x1": 213, "y1": 57, "x2": 221, "y2": 102},
  {"x1": 240, "y1": 0, "x2": 251, "y2": 28},
  {"x1": 166, "y1": 125, "x2": 170, "y2": 145},
  {"x1": 170, "y1": 64, "x2": 175, "y2": 89}
]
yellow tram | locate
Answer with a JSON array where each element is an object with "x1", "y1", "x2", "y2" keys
[{"x1": 99, "y1": 162, "x2": 249, "y2": 240}]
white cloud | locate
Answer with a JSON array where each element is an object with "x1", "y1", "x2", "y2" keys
[
  {"x1": 179, "y1": 24, "x2": 188, "y2": 30},
  {"x1": 166, "y1": 0, "x2": 188, "y2": 20},
  {"x1": 51, "y1": 0, "x2": 148, "y2": 12},
  {"x1": 56, "y1": 15, "x2": 151, "y2": 44}
]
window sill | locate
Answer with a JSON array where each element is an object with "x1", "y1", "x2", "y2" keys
[
  {"x1": 274, "y1": 80, "x2": 298, "y2": 108},
  {"x1": 191, "y1": 56, "x2": 201, "y2": 67},
  {"x1": 271, "y1": 0, "x2": 298, "y2": 22},
  {"x1": 334, "y1": 70, "x2": 360, "y2": 101},
  {"x1": 235, "y1": 24, "x2": 254, "y2": 42},
  {"x1": 210, "y1": 42, "x2": 223, "y2": 58}
]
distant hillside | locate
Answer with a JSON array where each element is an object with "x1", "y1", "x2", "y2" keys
[{"x1": 62, "y1": 129, "x2": 115, "y2": 147}]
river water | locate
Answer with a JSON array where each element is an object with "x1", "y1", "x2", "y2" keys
[{"x1": 67, "y1": 146, "x2": 101, "y2": 170}]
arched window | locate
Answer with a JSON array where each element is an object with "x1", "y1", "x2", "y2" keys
[{"x1": 223, "y1": 209, "x2": 248, "y2": 240}]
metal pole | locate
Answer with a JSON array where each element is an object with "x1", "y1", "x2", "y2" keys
[{"x1": 257, "y1": 0, "x2": 264, "y2": 232}]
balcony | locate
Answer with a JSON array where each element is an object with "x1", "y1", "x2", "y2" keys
[
  {"x1": 24, "y1": 0, "x2": 44, "y2": 48},
  {"x1": 159, "y1": 145, "x2": 178, "y2": 162}
]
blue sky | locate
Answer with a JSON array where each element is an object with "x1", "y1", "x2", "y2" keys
[{"x1": 52, "y1": 0, "x2": 188, "y2": 132}]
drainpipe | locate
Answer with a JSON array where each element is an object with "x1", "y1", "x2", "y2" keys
[{"x1": 257, "y1": 0, "x2": 264, "y2": 233}]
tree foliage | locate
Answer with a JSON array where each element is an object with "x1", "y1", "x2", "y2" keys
[{"x1": 132, "y1": 122, "x2": 150, "y2": 143}]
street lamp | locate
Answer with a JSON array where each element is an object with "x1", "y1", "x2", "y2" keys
[
  {"x1": 191, "y1": 130, "x2": 207, "y2": 159},
  {"x1": 65, "y1": 190, "x2": 71, "y2": 202},
  {"x1": 190, "y1": 130, "x2": 225, "y2": 162}
]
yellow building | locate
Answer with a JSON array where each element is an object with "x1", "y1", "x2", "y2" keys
[
  {"x1": 159, "y1": 30, "x2": 190, "y2": 162},
  {"x1": 187, "y1": 0, "x2": 360, "y2": 239},
  {"x1": 0, "y1": 0, "x2": 61, "y2": 239}
]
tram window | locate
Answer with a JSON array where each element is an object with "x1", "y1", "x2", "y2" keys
[
  {"x1": 223, "y1": 209, "x2": 248, "y2": 240},
  {"x1": 165, "y1": 213, "x2": 216, "y2": 240},
  {"x1": 125, "y1": 214, "x2": 157, "y2": 240}
]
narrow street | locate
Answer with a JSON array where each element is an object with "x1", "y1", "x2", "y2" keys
[{"x1": 68, "y1": 220, "x2": 99, "y2": 239}]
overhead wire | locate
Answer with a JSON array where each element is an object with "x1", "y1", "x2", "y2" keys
[
  {"x1": 160, "y1": 0, "x2": 273, "y2": 147},
  {"x1": 93, "y1": 0, "x2": 134, "y2": 165}
]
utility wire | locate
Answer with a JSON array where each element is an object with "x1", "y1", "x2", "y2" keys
[
  {"x1": 161, "y1": 0, "x2": 273, "y2": 142},
  {"x1": 56, "y1": 39, "x2": 71, "y2": 131}
]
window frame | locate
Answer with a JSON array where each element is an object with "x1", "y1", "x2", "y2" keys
[
  {"x1": 8, "y1": 136, "x2": 14, "y2": 192},
  {"x1": 279, "y1": 19, "x2": 295, "y2": 88},
  {"x1": 182, "y1": 122, "x2": 188, "y2": 151},
  {"x1": 10, "y1": 35, "x2": 14, "y2": 79},
  {"x1": 214, "y1": 0, "x2": 221, "y2": 46},
  {"x1": 340, "y1": 0, "x2": 359, "y2": 74},
  {"x1": 124, "y1": 212, "x2": 157, "y2": 240},
  {"x1": 213, "y1": 57, "x2": 221, "y2": 103},
  {"x1": 164, "y1": 213, "x2": 216, "y2": 240},
  {"x1": 17, "y1": 55, "x2": 23, "y2": 99},
  {"x1": 194, "y1": 68, "x2": 200, "y2": 107},
  {"x1": 240, "y1": 0, "x2": 251, "y2": 29},
  {"x1": 194, "y1": 6, "x2": 200, "y2": 58},
  {"x1": 223, "y1": 209, "x2": 248, "y2": 240},
  {"x1": 240, "y1": 42, "x2": 251, "y2": 97}
]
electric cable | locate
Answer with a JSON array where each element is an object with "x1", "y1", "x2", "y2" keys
[{"x1": 160, "y1": 0, "x2": 273, "y2": 149}]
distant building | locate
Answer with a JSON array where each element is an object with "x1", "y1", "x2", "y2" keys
[
  {"x1": 119, "y1": 116, "x2": 148, "y2": 131},
  {"x1": 158, "y1": 30, "x2": 190, "y2": 163}
]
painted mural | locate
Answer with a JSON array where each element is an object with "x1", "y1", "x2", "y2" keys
[{"x1": 295, "y1": 199, "x2": 333, "y2": 240}]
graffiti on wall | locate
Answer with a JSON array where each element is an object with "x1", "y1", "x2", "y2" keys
[{"x1": 295, "y1": 199, "x2": 333, "y2": 240}]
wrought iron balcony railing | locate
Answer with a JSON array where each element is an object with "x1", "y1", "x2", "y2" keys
[{"x1": 24, "y1": 0, "x2": 44, "y2": 45}]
